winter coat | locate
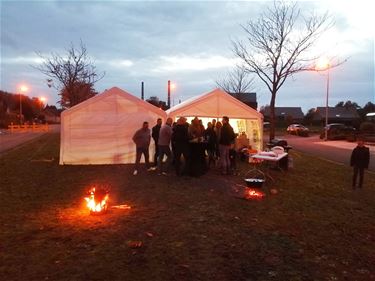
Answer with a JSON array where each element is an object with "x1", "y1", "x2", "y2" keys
[
  {"x1": 152, "y1": 124, "x2": 161, "y2": 144},
  {"x1": 350, "y1": 146, "x2": 370, "y2": 169},
  {"x1": 158, "y1": 124, "x2": 173, "y2": 146},
  {"x1": 172, "y1": 124, "x2": 189, "y2": 146},
  {"x1": 132, "y1": 128, "x2": 151, "y2": 148},
  {"x1": 219, "y1": 123, "x2": 236, "y2": 146}
]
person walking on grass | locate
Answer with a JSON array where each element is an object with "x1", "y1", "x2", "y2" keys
[
  {"x1": 152, "y1": 118, "x2": 162, "y2": 167},
  {"x1": 158, "y1": 117, "x2": 173, "y2": 175},
  {"x1": 350, "y1": 138, "x2": 370, "y2": 189},
  {"x1": 132, "y1": 121, "x2": 153, "y2": 176}
]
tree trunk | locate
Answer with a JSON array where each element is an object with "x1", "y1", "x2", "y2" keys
[{"x1": 269, "y1": 91, "x2": 277, "y2": 142}]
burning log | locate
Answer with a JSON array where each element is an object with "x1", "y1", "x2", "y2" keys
[{"x1": 84, "y1": 187, "x2": 109, "y2": 214}]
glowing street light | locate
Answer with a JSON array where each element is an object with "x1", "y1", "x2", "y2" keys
[
  {"x1": 315, "y1": 57, "x2": 330, "y2": 141},
  {"x1": 39, "y1": 96, "x2": 47, "y2": 113},
  {"x1": 167, "y1": 80, "x2": 176, "y2": 108},
  {"x1": 19, "y1": 85, "x2": 28, "y2": 125}
]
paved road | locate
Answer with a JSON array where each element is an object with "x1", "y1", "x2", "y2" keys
[
  {"x1": 0, "y1": 125, "x2": 60, "y2": 156},
  {"x1": 279, "y1": 134, "x2": 375, "y2": 172}
]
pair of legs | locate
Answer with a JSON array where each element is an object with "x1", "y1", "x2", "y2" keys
[
  {"x1": 158, "y1": 145, "x2": 172, "y2": 173},
  {"x1": 153, "y1": 144, "x2": 159, "y2": 167},
  {"x1": 135, "y1": 147, "x2": 150, "y2": 171},
  {"x1": 352, "y1": 166, "x2": 365, "y2": 188},
  {"x1": 219, "y1": 144, "x2": 231, "y2": 174},
  {"x1": 174, "y1": 144, "x2": 190, "y2": 176}
]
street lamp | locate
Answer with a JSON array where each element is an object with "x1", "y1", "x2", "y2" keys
[
  {"x1": 167, "y1": 80, "x2": 176, "y2": 108},
  {"x1": 316, "y1": 58, "x2": 330, "y2": 141},
  {"x1": 19, "y1": 85, "x2": 28, "y2": 125},
  {"x1": 39, "y1": 96, "x2": 46, "y2": 113}
]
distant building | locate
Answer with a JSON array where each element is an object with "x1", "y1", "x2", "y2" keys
[
  {"x1": 42, "y1": 105, "x2": 61, "y2": 123},
  {"x1": 263, "y1": 107, "x2": 304, "y2": 123},
  {"x1": 229, "y1": 92, "x2": 257, "y2": 110},
  {"x1": 314, "y1": 107, "x2": 360, "y2": 125}
]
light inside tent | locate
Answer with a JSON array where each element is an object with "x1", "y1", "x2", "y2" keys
[{"x1": 179, "y1": 116, "x2": 262, "y2": 151}]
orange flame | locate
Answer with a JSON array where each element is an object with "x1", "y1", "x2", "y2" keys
[
  {"x1": 245, "y1": 188, "x2": 265, "y2": 200},
  {"x1": 84, "y1": 187, "x2": 109, "y2": 213}
]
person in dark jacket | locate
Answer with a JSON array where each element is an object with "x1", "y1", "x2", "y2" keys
[
  {"x1": 172, "y1": 117, "x2": 190, "y2": 176},
  {"x1": 151, "y1": 118, "x2": 162, "y2": 167},
  {"x1": 132, "y1": 121, "x2": 152, "y2": 175},
  {"x1": 219, "y1": 116, "x2": 236, "y2": 175},
  {"x1": 350, "y1": 139, "x2": 370, "y2": 189},
  {"x1": 204, "y1": 122, "x2": 217, "y2": 168}
]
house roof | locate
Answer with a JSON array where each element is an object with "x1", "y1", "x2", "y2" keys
[
  {"x1": 263, "y1": 107, "x2": 304, "y2": 119},
  {"x1": 315, "y1": 107, "x2": 360, "y2": 119},
  {"x1": 229, "y1": 92, "x2": 257, "y2": 103}
]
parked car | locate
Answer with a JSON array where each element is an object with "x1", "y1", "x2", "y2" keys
[
  {"x1": 286, "y1": 124, "x2": 309, "y2": 136},
  {"x1": 320, "y1": 123, "x2": 356, "y2": 140}
]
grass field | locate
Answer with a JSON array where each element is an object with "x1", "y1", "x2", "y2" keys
[{"x1": 1, "y1": 133, "x2": 375, "y2": 280}]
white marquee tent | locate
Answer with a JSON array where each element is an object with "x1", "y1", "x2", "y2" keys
[
  {"x1": 166, "y1": 88, "x2": 264, "y2": 151},
  {"x1": 59, "y1": 87, "x2": 166, "y2": 165}
]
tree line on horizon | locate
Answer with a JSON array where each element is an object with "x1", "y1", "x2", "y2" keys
[{"x1": 0, "y1": 90, "x2": 61, "y2": 128}]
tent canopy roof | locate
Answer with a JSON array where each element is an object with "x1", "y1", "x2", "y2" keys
[
  {"x1": 166, "y1": 88, "x2": 263, "y2": 120},
  {"x1": 61, "y1": 86, "x2": 167, "y2": 119}
]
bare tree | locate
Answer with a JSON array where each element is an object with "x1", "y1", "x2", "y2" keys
[
  {"x1": 216, "y1": 65, "x2": 255, "y2": 94},
  {"x1": 233, "y1": 1, "x2": 333, "y2": 140},
  {"x1": 35, "y1": 41, "x2": 105, "y2": 109}
]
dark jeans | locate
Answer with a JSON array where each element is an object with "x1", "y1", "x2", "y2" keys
[
  {"x1": 219, "y1": 144, "x2": 231, "y2": 174},
  {"x1": 153, "y1": 144, "x2": 159, "y2": 167},
  {"x1": 135, "y1": 147, "x2": 150, "y2": 170},
  {"x1": 174, "y1": 144, "x2": 190, "y2": 175},
  {"x1": 189, "y1": 142, "x2": 207, "y2": 177},
  {"x1": 158, "y1": 145, "x2": 172, "y2": 172},
  {"x1": 352, "y1": 166, "x2": 365, "y2": 188}
]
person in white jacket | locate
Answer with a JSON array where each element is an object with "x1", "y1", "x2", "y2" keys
[{"x1": 157, "y1": 118, "x2": 173, "y2": 175}]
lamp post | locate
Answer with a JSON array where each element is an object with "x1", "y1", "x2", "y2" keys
[
  {"x1": 39, "y1": 97, "x2": 46, "y2": 113},
  {"x1": 167, "y1": 80, "x2": 171, "y2": 108},
  {"x1": 167, "y1": 81, "x2": 177, "y2": 108},
  {"x1": 324, "y1": 68, "x2": 330, "y2": 141},
  {"x1": 316, "y1": 58, "x2": 330, "y2": 141},
  {"x1": 19, "y1": 85, "x2": 28, "y2": 125}
]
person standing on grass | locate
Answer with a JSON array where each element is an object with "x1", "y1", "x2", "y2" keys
[
  {"x1": 132, "y1": 121, "x2": 153, "y2": 176},
  {"x1": 172, "y1": 117, "x2": 190, "y2": 176},
  {"x1": 350, "y1": 138, "x2": 370, "y2": 189},
  {"x1": 204, "y1": 122, "x2": 217, "y2": 168},
  {"x1": 158, "y1": 117, "x2": 173, "y2": 175},
  {"x1": 219, "y1": 116, "x2": 236, "y2": 175},
  {"x1": 152, "y1": 118, "x2": 162, "y2": 167}
]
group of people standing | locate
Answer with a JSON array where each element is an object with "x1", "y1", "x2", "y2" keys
[{"x1": 132, "y1": 116, "x2": 237, "y2": 176}]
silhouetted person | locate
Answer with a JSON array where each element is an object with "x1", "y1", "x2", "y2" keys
[
  {"x1": 219, "y1": 116, "x2": 236, "y2": 175},
  {"x1": 172, "y1": 117, "x2": 190, "y2": 176},
  {"x1": 132, "y1": 121, "x2": 152, "y2": 175},
  {"x1": 350, "y1": 139, "x2": 370, "y2": 189},
  {"x1": 204, "y1": 122, "x2": 217, "y2": 168},
  {"x1": 158, "y1": 117, "x2": 173, "y2": 175},
  {"x1": 152, "y1": 118, "x2": 162, "y2": 167}
]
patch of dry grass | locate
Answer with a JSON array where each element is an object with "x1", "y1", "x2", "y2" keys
[{"x1": 1, "y1": 133, "x2": 375, "y2": 280}]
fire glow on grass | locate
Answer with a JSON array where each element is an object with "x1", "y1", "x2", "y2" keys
[
  {"x1": 244, "y1": 188, "x2": 265, "y2": 200},
  {"x1": 84, "y1": 187, "x2": 109, "y2": 214}
]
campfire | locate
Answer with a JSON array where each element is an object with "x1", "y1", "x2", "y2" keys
[
  {"x1": 84, "y1": 187, "x2": 109, "y2": 214},
  {"x1": 244, "y1": 188, "x2": 265, "y2": 200}
]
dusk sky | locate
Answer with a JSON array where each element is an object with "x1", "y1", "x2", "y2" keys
[{"x1": 1, "y1": 0, "x2": 374, "y2": 112}]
